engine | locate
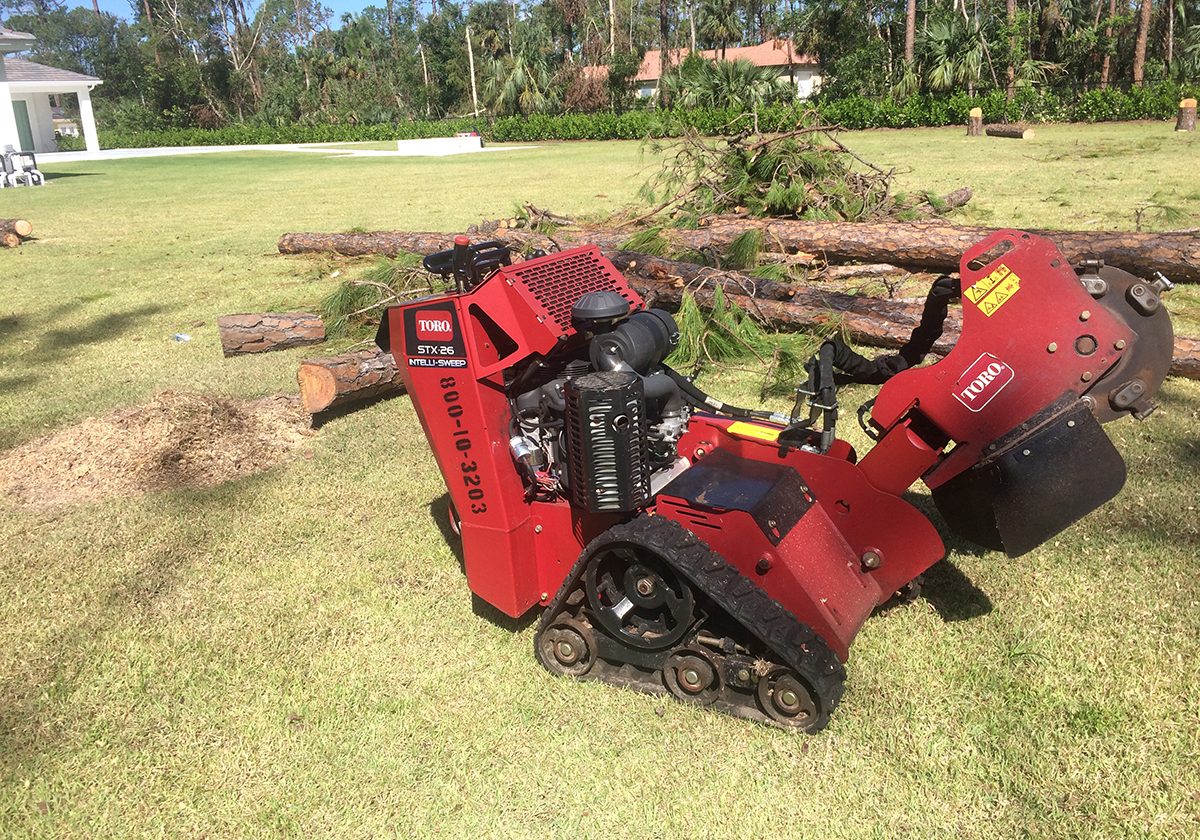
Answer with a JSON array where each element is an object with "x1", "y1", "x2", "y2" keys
[{"x1": 507, "y1": 290, "x2": 689, "y2": 513}]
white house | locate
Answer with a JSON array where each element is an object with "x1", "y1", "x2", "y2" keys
[{"x1": 0, "y1": 27, "x2": 102, "y2": 155}]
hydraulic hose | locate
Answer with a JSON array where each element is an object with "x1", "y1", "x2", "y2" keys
[{"x1": 660, "y1": 364, "x2": 791, "y2": 425}]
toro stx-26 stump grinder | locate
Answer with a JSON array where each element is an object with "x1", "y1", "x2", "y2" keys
[{"x1": 376, "y1": 229, "x2": 1174, "y2": 732}]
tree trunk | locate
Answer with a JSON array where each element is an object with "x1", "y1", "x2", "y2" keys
[
  {"x1": 0, "y1": 219, "x2": 33, "y2": 238},
  {"x1": 904, "y1": 0, "x2": 917, "y2": 64},
  {"x1": 610, "y1": 0, "x2": 617, "y2": 55},
  {"x1": 1176, "y1": 98, "x2": 1196, "y2": 132},
  {"x1": 967, "y1": 107, "x2": 983, "y2": 136},
  {"x1": 1006, "y1": 0, "x2": 1017, "y2": 99},
  {"x1": 297, "y1": 348, "x2": 404, "y2": 414},
  {"x1": 658, "y1": 0, "x2": 670, "y2": 108},
  {"x1": 1100, "y1": 0, "x2": 1116, "y2": 88},
  {"x1": 217, "y1": 313, "x2": 326, "y2": 357},
  {"x1": 1, "y1": 233, "x2": 21, "y2": 249},
  {"x1": 1133, "y1": 0, "x2": 1152, "y2": 86},
  {"x1": 985, "y1": 123, "x2": 1034, "y2": 138}
]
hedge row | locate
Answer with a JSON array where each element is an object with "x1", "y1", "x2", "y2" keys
[{"x1": 58, "y1": 81, "x2": 1200, "y2": 151}]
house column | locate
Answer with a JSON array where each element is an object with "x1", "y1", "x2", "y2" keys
[
  {"x1": 0, "y1": 60, "x2": 20, "y2": 152},
  {"x1": 77, "y1": 85, "x2": 99, "y2": 155}
]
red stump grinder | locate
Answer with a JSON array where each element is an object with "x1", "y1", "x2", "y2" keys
[{"x1": 376, "y1": 230, "x2": 1174, "y2": 732}]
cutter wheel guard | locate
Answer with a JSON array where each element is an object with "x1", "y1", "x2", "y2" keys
[{"x1": 376, "y1": 231, "x2": 1174, "y2": 732}]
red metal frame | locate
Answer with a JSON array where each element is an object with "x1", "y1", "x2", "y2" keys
[{"x1": 380, "y1": 230, "x2": 1104, "y2": 663}]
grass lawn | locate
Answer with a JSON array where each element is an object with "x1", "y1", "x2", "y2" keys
[{"x1": 1, "y1": 123, "x2": 1198, "y2": 838}]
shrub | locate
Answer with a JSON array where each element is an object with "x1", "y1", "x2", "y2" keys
[{"x1": 85, "y1": 84, "x2": 1200, "y2": 150}]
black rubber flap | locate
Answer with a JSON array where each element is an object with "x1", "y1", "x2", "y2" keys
[{"x1": 931, "y1": 401, "x2": 1127, "y2": 557}]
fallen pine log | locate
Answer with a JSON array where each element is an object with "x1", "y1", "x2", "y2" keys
[
  {"x1": 297, "y1": 347, "x2": 404, "y2": 414},
  {"x1": 607, "y1": 251, "x2": 799, "y2": 301},
  {"x1": 623, "y1": 266, "x2": 1200, "y2": 382},
  {"x1": 985, "y1": 124, "x2": 1034, "y2": 139},
  {"x1": 279, "y1": 221, "x2": 1200, "y2": 284},
  {"x1": 1, "y1": 232, "x2": 20, "y2": 249},
  {"x1": 0, "y1": 219, "x2": 33, "y2": 239},
  {"x1": 668, "y1": 220, "x2": 1200, "y2": 284},
  {"x1": 217, "y1": 312, "x2": 325, "y2": 357}
]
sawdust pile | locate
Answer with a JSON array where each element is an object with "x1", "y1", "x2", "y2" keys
[{"x1": 0, "y1": 391, "x2": 311, "y2": 509}]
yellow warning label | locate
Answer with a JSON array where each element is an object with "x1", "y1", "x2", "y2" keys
[
  {"x1": 726, "y1": 421, "x2": 781, "y2": 442},
  {"x1": 964, "y1": 263, "x2": 1021, "y2": 317}
]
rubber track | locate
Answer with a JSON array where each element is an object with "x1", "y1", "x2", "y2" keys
[{"x1": 535, "y1": 514, "x2": 847, "y2": 731}]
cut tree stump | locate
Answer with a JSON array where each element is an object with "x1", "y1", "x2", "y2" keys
[
  {"x1": 297, "y1": 347, "x2": 404, "y2": 414},
  {"x1": 1177, "y1": 98, "x2": 1197, "y2": 132},
  {"x1": 1, "y1": 233, "x2": 20, "y2": 249},
  {"x1": 0, "y1": 219, "x2": 33, "y2": 239},
  {"x1": 217, "y1": 312, "x2": 325, "y2": 357},
  {"x1": 985, "y1": 124, "x2": 1034, "y2": 139},
  {"x1": 967, "y1": 108, "x2": 983, "y2": 137}
]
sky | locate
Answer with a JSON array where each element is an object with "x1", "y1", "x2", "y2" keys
[{"x1": 64, "y1": 0, "x2": 373, "y2": 22}]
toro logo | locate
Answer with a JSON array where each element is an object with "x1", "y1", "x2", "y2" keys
[
  {"x1": 415, "y1": 311, "x2": 454, "y2": 341},
  {"x1": 953, "y1": 352, "x2": 1015, "y2": 412}
]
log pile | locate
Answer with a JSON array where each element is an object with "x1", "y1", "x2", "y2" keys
[
  {"x1": 1, "y1": 218, "x2": 33, "y2": 249},
  {"x1": 276, "y1": 220, "x2": 1200, "y2": 385},
  {"x1": 217, "y1": 312, "x2": 325, "y2": 356}
]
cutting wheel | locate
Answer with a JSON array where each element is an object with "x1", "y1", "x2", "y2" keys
[{"x1": 1083, "y1": 265, "x2": 1174, "y2": 423}]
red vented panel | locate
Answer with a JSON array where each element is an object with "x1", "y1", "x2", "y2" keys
[{"x1": 494, "y1": 246, "x2": 642, "y2": 338}]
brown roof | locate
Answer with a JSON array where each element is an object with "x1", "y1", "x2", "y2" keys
[
  {"x1": 0, "y1": 57, "x2": 100, "y2": 84},
  {"x1": 631, "y1": 39, "x2": 818, "y2": 82}
]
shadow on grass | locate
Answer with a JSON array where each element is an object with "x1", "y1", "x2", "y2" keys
[
  {"x1": 36, "y1": 303, "x2": 166, "y2": 355},
  {"x1": 921, "y1": 559, "x2": 993, "y2": 622},
  {"x1": 310, "y1": 391, "x2": 406, "y2": 429},
  {"x1": 428, "y1": 493, "x2": 538, "y2": 633},
  {"x1": 0, "y1": 479, "x2": 261, "y2": 768},
  {"x1": 41, "y1": 171, "x2": 101, "y2": 180}
]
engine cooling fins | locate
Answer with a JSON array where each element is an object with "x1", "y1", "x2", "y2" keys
[{"x1": 534, "y1": 516, "x2": 846, "y2": 732}]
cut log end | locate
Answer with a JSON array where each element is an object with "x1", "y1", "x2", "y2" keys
[
  {"x1": 297, "y1": 347, "x2": 404, "y2": 415},
  {"x1": 0, "y1": 219, "x2": 33, "y2": 238},
  {"x1": 1176, "y1": 99, "x2": 1196, "y2": 133},
  {"x1": 1, "y1": 232, "x2": 20, "y2": 249}
]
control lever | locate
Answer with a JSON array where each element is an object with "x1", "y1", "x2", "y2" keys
[{"x1": 423, "y1": 235, "x2": 512, "y2": 292}]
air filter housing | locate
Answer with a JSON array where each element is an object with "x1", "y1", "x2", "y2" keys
[{"x1": 564, "y1": 370, "x2": 650, "y2": 513}]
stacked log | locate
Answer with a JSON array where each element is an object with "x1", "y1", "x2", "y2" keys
[
  {"x1": 1, "y1": 218, "x2": 33, "y2": 249},
  {"x1": 217, "y1": 312, "x2": 325, "y2": 356}
]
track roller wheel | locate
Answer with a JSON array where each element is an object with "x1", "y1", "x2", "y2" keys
[
  {"x1": 536, "y1": 615, "x2": 596, "y2": 677},
  {"x1": 756, "y1": 667, "x2": 818, "y2": 728},
  {"x1": 663, "y1": 648, "x2": 721, "y2": 705}
]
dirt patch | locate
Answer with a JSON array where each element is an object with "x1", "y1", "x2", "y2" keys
[{"x1": 0, "y1": 391, "x2": 312, "y2": 509}]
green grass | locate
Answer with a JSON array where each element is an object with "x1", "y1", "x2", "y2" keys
[{"x1": 1, "y1": 125, "x2": 1198, "y2": 838}]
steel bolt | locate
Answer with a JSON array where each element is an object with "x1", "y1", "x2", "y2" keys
[
  {"x1": 1115, "y1": 339, "x2": 1127, "y2": 350},
  {"x1": 779, "y1": 689, "x2": 799, "y2": 708},
  {"x1": 737, "y1": 669, "x2": 751, "y2": 682},
  {"x1": 1081, "y1": 371, "x2": 1093, "y2": 382},
  {"x1": 636, "y1": 577, "x2": 655, "y2": 596},
  {"x1": 1080, "y1": 310, "x2": 1091, "y2": 321},
  {"x1": 557, "y1": 641, "x2": 575, "y2": 659},
  {"x1": 861, "y1": 550, "x2": 882, "y2": 570},
  {"x1": 534, "y1": 524, "x2": 543, "y2": 534},
  {"x1": 1047, "y1": 342, "x2": 1058, "y2": 353},
  {"x1": 682, "y1": 668, "x2": 701, "y2": 688}
]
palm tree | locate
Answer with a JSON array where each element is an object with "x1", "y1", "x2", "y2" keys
[
  {"x1": 663, "y1": 58, "x2": 792, "y2": 110},
  {"x1": 698, "y1": 0, "x2": 740, "y2": 59}
]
